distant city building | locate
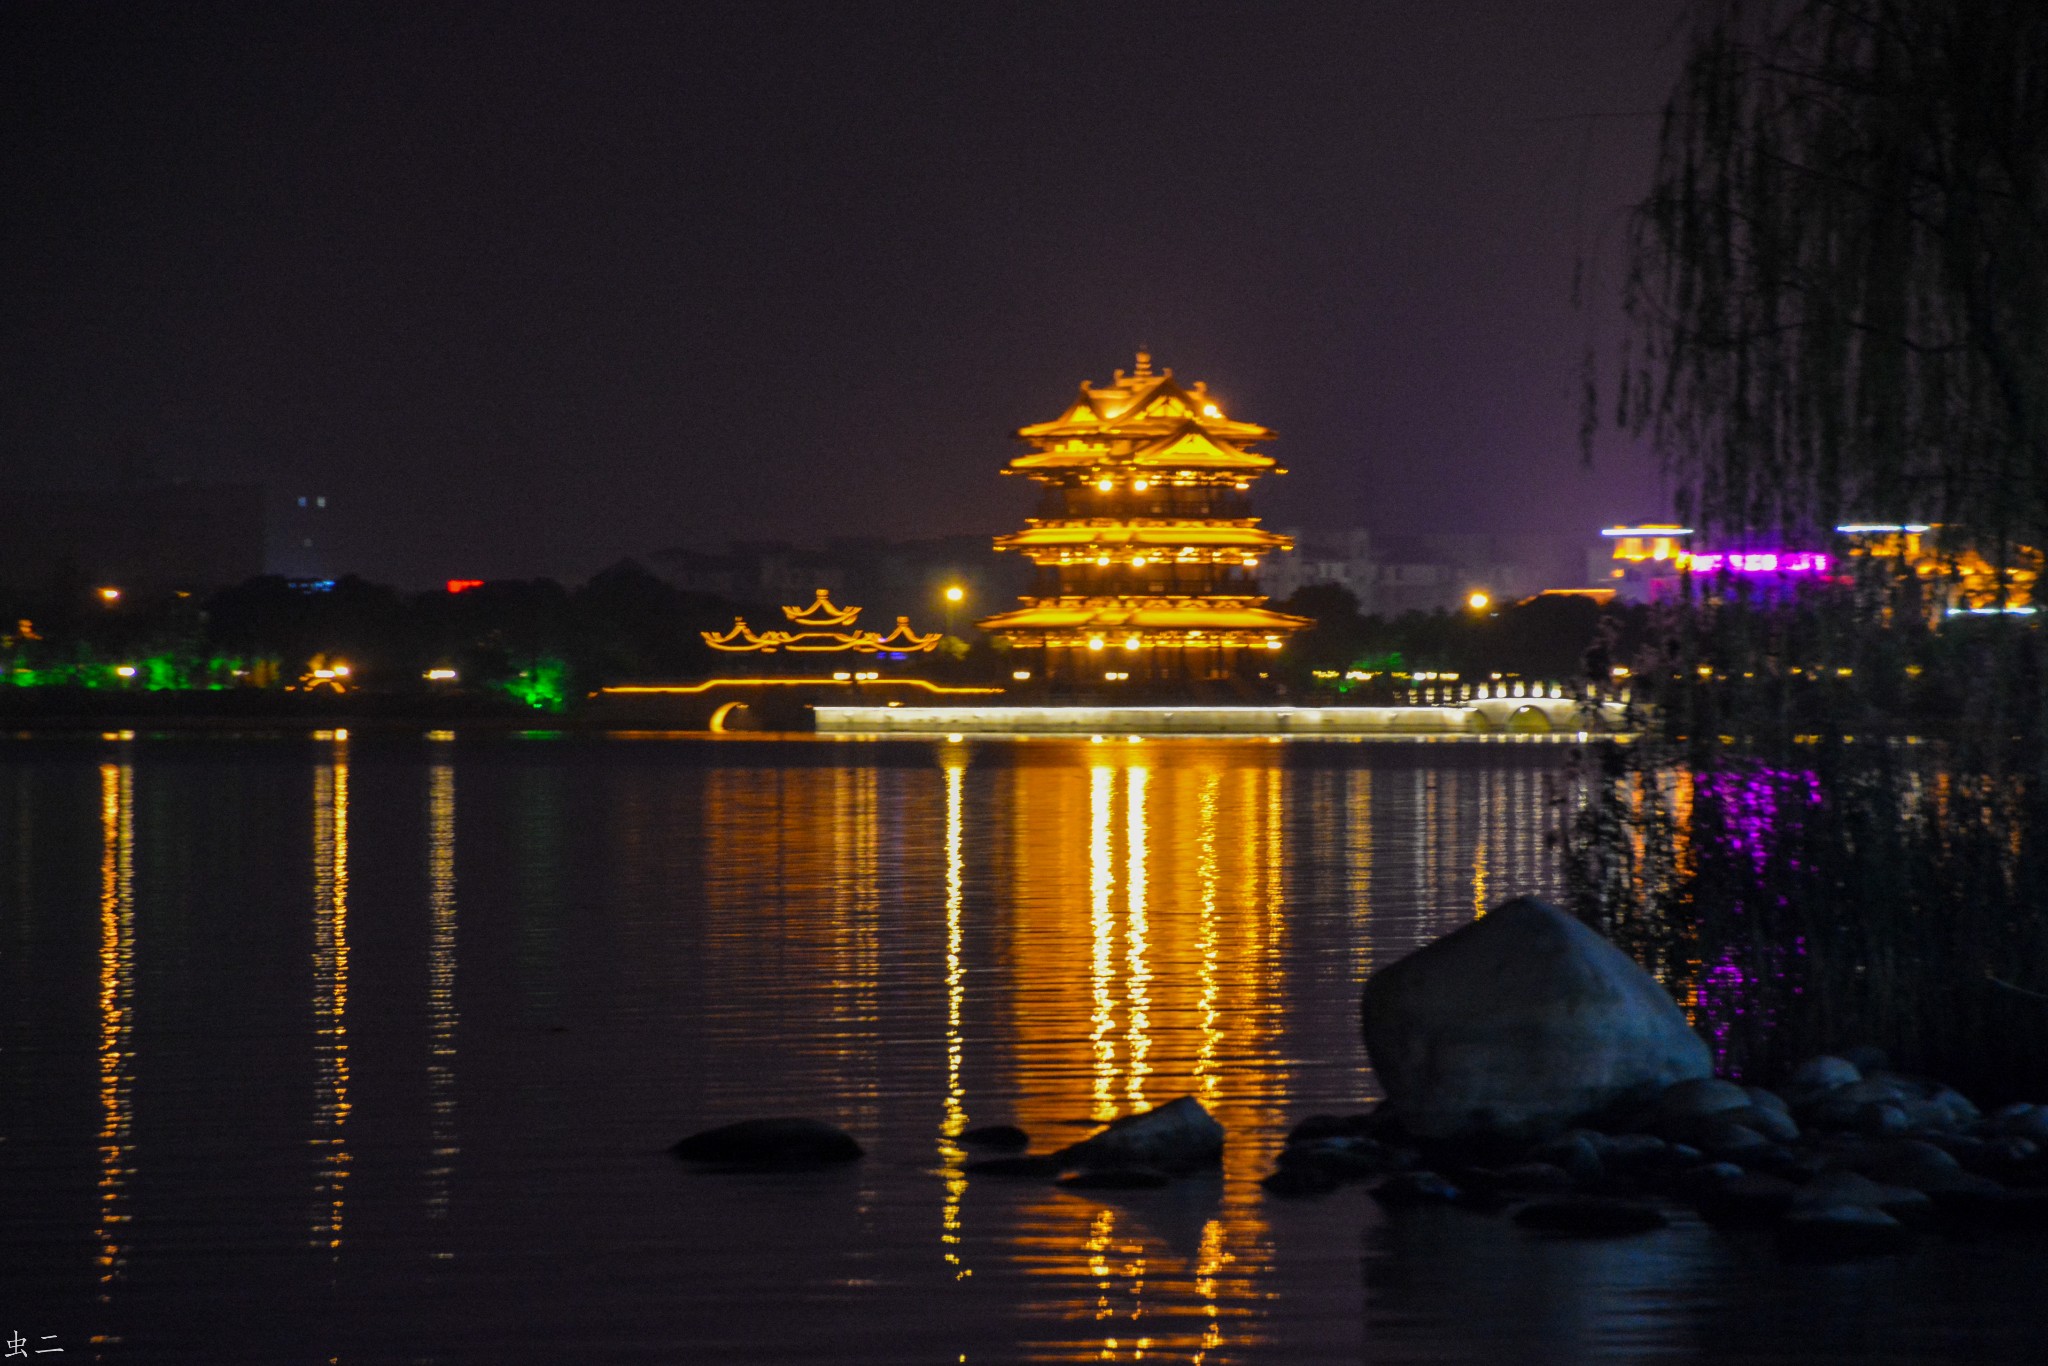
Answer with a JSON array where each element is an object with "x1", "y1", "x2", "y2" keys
[
  {"x1": 0, "y1": 482, "x2": 265, "y2": 600},
  {"x1": 1835, "y1": 523, "x2": 2038, "y2": 615},
  {"x1": 1262, "y1": 528, "x2": 1604, "y2": 614},
  {"x1": 1596, "y1": 523, "x2": 1692, "y2": 602},
  {"x1": 273, "y1": 492, "x2": 334, "y2": 579},
  {"x1": 975, "y1": 352, "x2": 1310, "y2": 685}
]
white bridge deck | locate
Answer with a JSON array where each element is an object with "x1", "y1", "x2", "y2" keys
[{"x1": 813, "y1": 697, "x2": 1630, "y2": 737}]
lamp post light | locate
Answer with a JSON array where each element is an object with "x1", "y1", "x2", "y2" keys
[{"x1": 943, "y1": 583, "x2": 965, "y2": 638}]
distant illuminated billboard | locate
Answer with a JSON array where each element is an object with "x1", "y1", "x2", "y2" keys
[{"x1": 1681, "y1": 551, "x2": 1832, "y2": 575}]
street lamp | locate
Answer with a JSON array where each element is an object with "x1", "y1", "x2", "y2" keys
[
  {"x1": 1466, "y1": 590, "x2": 1491, "y2": 611},
  {"x1": 942, "y1": 583, "x2": 965, "y2": 637}
]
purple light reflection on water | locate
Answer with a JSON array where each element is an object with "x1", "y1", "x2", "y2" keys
[
  {"x1": 1687, "y1": 768, "x2": 1822, "y2": 1074},
  {"x1": 1699, "y1": 766, "x2": 1823, "y2": 875}
]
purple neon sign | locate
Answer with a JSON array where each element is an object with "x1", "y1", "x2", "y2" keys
[{"x1": 1683, "y1": 550, "x2": 1831, "y2": 575}]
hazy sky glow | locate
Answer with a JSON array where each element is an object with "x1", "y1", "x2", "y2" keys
[{"x1": 3, "y1": 0, "x2": 1683, "y2": 585}]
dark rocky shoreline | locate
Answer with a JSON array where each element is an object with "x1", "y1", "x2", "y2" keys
[
  {"x1": 676, "y1": 893, "x2": 2048, "y2": 1265},
  {"x1": 1264, "y1": 1054, "x2": 2048, "y2": 1258}
]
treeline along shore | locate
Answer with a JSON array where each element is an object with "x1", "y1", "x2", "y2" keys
[{"x1": 1, "y1": 559, "x2": 1663, "y2": 720}]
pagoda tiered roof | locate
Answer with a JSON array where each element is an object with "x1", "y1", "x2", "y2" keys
[
  {"x1": 1005, "y1": 353, "x2": 1280, "y2": 478},
  {"x1": 976, "y1": 598, "x2": 1311, "y2": 638},
  {"x1": 1006, "y1": 423, "x2": 1277, "y2": 474},
  {"x1": 995, "y1": 520, "x2": 1291, "y2": 558}
]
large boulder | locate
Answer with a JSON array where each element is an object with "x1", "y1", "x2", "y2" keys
[{"x1": 1361, "y1": 897, "x2": 1711, "y2": 1140}]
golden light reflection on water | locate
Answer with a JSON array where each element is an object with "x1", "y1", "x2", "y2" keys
[
  {"x1": 700, "y1": 765, "x2": 890, "y2": 1127},
  {"x1": 1124, "y1": 765, "x2": 1151, "y2": 1111},
  {"x1": 831, "y1": 765, "x2": 880, "y2": 1130},
  {"x1": 677, "y1": 739, "x2": 1565, "y2": 1361},
  {"x1": 311, "y1": 745, "x2": 350, "y2": 1253},
  {"x1": 1191, "y1": 1215, "x2": 1232, "y2": 1366},
  {"x1": 1193, "y1": 773, "x2": 1221, "y2": 1109},
  {"x1": 426, "y1": 761, "x2": 458, "y2": 1230},
  {"x1": 940, "y1": 753, "x2": 970, "y2": 1280},
  {"x1": 1003, "y1": 745, "x2": 1298, "y2": 1363},
  {"x1": 1348, "y1": 768, "x2": 1374, "y2": 990},
  {"x1": 1419, "y1": 769, "x2": 1440, "y2": 930},
  {"x1": 1474, "y1": 768, "x2": 1491, "y2": 917},
  {"x1": 95, "y1": 761, "x2": 134, "y2": 1300},
  {"x1": 1090, "y1": 764, "x2": 1117, "y2": 1122}
]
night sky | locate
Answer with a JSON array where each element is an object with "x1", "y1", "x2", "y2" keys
[{"x1": 4, "y1": 0, "x2": 1683, "y2": 587}]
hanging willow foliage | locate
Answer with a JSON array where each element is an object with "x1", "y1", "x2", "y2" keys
[{"x1": 1610, "y1": 0, "x2": 2048, "y2": 549}]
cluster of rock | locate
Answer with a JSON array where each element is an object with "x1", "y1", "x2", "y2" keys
[
  {"x1": 670, "y1": 898, "x2": 2048, "y2": 1264},
  {"x1": 670, "y1": 1096, "x2": 1227, "y2": 1191},
  {"x1": 960, "y1": 1095, "x2": 1226, "y2": 1189},
  {"x1": 1266, "y1": 1056, "x2": 2048, "y2": 1254},
  {"x1": 1304, "y1": 894, "x2": 2048, "y2": 1257}
]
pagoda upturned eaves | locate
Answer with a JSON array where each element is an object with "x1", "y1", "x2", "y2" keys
[
  {"x1": 703, "y1": 588, "x2": 942, "y2": 654},
  {"x1": 977, "y1": 352, "x2": 1309, "y2": 685}
]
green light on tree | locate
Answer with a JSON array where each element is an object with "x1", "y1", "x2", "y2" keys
[{"x1": 498, "y1": 658, "x2": 570, "y2": 713}]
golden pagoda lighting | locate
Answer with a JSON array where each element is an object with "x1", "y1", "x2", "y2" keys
[
  {"x1": 976, "y1": 352, "x2": 1309, "y2": 685},
  {"x1": 701, "y1": 588, "x2": 942, "y2": 654}
]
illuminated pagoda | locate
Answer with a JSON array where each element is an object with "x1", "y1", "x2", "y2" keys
[{"x1": 976, "y1": 352, "x2": 1309, "y2": 685}]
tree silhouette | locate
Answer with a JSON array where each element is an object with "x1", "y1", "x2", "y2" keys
[{"x1": 1607, "y1": 0, "x2": 2048, "y2": 553}]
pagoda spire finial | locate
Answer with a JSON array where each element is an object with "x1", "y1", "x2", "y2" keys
[{"x1": 1133, "y1": 349, "x2": 1153, "y2": 379}]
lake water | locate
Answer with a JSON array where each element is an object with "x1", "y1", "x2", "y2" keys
[{"x1": 4, "y1": 730, "x2": 2047, "y2": 1364}]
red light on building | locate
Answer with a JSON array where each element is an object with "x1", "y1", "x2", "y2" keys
[{"x1": 446, "y1": 579, "x2": 484, "y2": 594}]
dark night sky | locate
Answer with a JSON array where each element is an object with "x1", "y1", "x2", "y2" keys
[{"x1": 3, "y1": 0, "x2": 1684, "y2": 587}]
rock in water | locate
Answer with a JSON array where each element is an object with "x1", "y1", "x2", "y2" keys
[
  {"x1": 1778, "y1": 1204, "x2": 1913, "y2": 1259},
  {"x1": 964, "y1": 1154, "x2": 1066, "y2": 1178},
  {"x1": 1262, "y1": 1166, "x2": 1342, "y2": 1198},
  {"x1": 1360, "y1": 897, "x2": 1711, "y2": 1141},
  {"x1": 1058, "y1": 1096, "x2": 1224, "y2": 1174},
  {"x1": 1371, "y1": 1171, "x2": 1466, "y2": 1208},
  {"x1": 1059, "y1": 1166, "x2": 1172, "y2": 1191},
  {"x1": 671, "y1": 1117, "x2": 863, "y2": 1168}
]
